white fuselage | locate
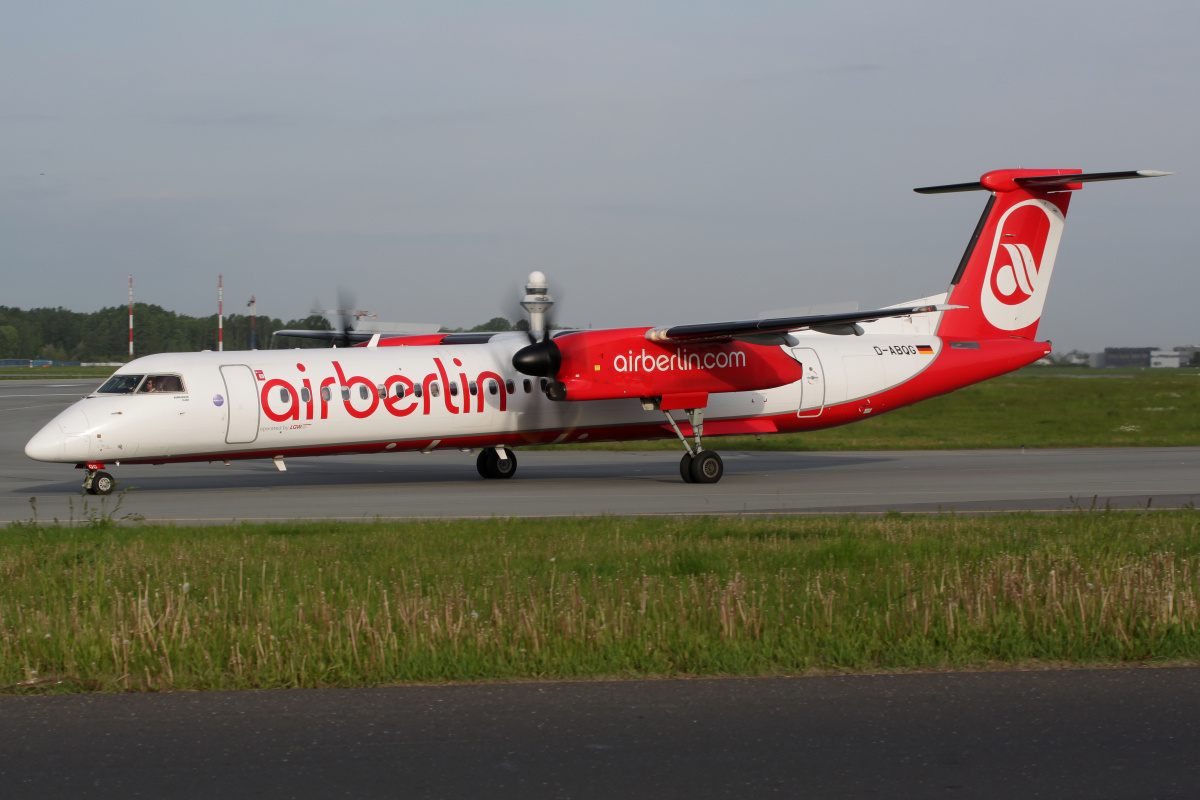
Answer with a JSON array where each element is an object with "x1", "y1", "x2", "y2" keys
[{"x1": 26, "y1": 311, "x2": 949, "y2": 466}]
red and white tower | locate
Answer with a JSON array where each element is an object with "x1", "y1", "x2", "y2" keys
[
  {"x1": 128, "y1": 274, "x2": 134, "y2": 358},
  {"x1": 218, "y1": 274, "x2": 224, "y2": 352}
]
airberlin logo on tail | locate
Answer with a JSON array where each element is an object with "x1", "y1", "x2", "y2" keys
[{"x1": 980, "y1": 199, "x2": 1065, "y2": 331}]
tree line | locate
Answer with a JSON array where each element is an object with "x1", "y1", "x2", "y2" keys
[
  {"x1": 0, "y1": 306, "x2": 531, "y2": 362},
  {"x1": 0, "y1": 305, "x2": 333, "y2": 362}
]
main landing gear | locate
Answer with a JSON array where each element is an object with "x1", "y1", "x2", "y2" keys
[
  {"x1": 477, "y1": 446, "x2": 518, "y2": 479},
  {"x1": 663, "y1": 406, "x2": 724, "y2": 484},
  {"x1": 83, "y1": 469, "x2": 115, "y2": 496}
]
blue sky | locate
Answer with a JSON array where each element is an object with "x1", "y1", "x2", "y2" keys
[{"x1": 3, "y1": 1, "x2": 1195, "y2": 351}]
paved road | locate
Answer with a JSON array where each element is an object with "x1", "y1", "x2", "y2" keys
[
  {"x1": 3, "y1": 379, "x2": 1198, "y2": 523},
  {"x1": 3, "y1": 668, "x2": 1199, "y2": 799}
]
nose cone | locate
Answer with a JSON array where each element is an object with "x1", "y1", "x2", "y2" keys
[
  {"x1": 25, "y1": 406, "x2": 92, "y2": 462},
  {"x1": 25, "y1": 423, "x2": 66, "y2": 461}
]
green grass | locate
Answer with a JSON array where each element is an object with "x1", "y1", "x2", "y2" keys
[
  {"x1": 545, "y1": 367, "x2": 1200, "y2": 451},
  {"x1": 4, "y1": 511, "x2": 1199, "y2": 693}
]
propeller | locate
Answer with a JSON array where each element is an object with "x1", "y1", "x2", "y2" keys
[
  {"x1": 311, "y1": 287, "x2": 374, "y2": 348},
  {"x1": 334, "y1": 287, "x2": 357, "y2": 348}
]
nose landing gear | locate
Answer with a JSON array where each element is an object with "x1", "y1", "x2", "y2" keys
[
  {"x1": 662, "y1": 405, "x2": 724, "y2": 484},
  {"x1": 84, "y1": 469, "x2": 115, "y2": 495}
]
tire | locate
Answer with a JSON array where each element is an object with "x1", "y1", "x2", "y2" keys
[
  {"x1": 689, "y1": 451, "x2": 723, "y2": 484},
  {"x1": 476, "y1": 449, "x2": 493, "y2": 478},
  {"x1": 679, "y1": 453, "x2": 695, "y2": 483},
  {"x1": 488, "y1": 448, "x2": 517, "y2": 479},
  {"x1": 92, "y1": 471, "x2": 115, "y2": 495}
]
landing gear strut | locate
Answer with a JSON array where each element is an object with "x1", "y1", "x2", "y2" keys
[
  {"x1": 663, "y1": 406, "x2": 724, "y2": 484},
  {"x1": 476, "y1": 446, "x2": 518, "y2": 479},
  {"x1": 84, "y1": 470, "x2": 115, "y2": 496}
]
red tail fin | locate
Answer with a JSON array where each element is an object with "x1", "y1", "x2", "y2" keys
[
  {"x1": 915, "y1": 168, "x2": 1169, "y2": 341},
  {"x1": 929, "y1": 169, "x2": 1077, "y2": 340}
]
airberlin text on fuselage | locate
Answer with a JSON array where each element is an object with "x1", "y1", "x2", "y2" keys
[
  {"x1": 259, "y1": 358, "x2": 507, "y2": 423},
  {"x1": 613, "y1": 348, "x2": 747, "y2": 373}
]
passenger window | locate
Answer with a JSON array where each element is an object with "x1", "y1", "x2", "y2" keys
[
  {"x1": 523, "y1": 379, "x2": 531, "y2": 393},
  {"x1": 359, "y1": 385, "x2": 369, "y2": 400},
  {"x1": 395, "y1": 385, "x2": 406, "y2": 399},
  {"x1": 414, "y1": 383, "x2": 423, "y2": 398},
  {"x1": 321, "y1": 386, "x2": 332, "y2": 402},
  {"x1": 341, "y1": 386, "x2": 350, "y2": 401},
  {"x1": 505, "y1": 380, "x2": 515, "y2": 395},
  {"x1": 449, "y1": 381, "x2": 459, "y2": 397},
  {"x1": 377, "y1": 384, "x2": 386, "y2": 399},
  {"x1": 469, "y1": 381, "x2": 478, "y2": 396},
  {"x1": 488, "y1": 380, "x2": 498, "y2": 395},
  {"x1": 430, "y1": 382, "x2": 440, "y2": 398},
  {"x1": 301, "y1": 387, "x2": 311, "y2": 403},
  {"x1": 279, "y1": 388, "x2": 290, "y2": 403}
]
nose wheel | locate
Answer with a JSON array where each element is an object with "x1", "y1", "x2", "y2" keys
[
  {"x1": 663, "y1": 406, "x2": 724, "y2": 484},
  {"x1": 84, "y1": 470, "x2": 115, "y2": 495}
]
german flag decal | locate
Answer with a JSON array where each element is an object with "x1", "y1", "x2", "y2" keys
[{"x1": 917, "y1": 345, "x2": 934, "y2": 354}]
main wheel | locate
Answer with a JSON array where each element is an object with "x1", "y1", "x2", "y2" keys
[
  {"x1": 679, "y1": 453, "x2": 695, "y2": 483},
  {"x1": 476, "y1": 449, "x2": 492, "y2": 478},
  {"x1": 487, "y1": 448, "x2": 517, "y2": 479},
  {"x1": 689, "y1": 451, "x2": 723, "y2": 484},
  {"x1": 92, "y1": 471, "x2": 115, "y2": 495}
]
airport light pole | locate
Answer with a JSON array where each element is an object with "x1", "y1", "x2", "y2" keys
[{"x1": 248, "y1": 296, "x2": 257, "y2": 350}]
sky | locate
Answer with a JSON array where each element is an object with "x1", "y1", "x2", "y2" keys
[{"x1": 2, "y1": 0, "x2": 1196, "y2": 352}]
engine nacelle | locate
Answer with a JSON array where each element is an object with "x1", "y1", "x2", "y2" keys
[{"x1": 517, "y1": 328, "x2": 803, "y2": 402}]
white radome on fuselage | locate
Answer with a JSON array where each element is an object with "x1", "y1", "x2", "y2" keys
[{"x1": 25, "y1": 312, "x2": 945, "y2": 466}]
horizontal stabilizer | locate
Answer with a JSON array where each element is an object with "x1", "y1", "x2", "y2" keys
[{"x1": 915, "y1": 169, "x2": 1171, "y2": 194}]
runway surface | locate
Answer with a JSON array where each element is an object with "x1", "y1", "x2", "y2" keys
[
  {"x1": 4, "y1": 668, "x2": 1199, "y2": 799},
  {"x1": 3, "y1": 379, "x2": 1198, "y2": 523}
]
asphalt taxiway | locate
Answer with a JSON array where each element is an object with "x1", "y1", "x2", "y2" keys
[
  {"x1": 4, "y1": 668, "x2": 1199, "y2": 799},
  {"x1": 3, "y1": 379, "x2": 1197, "y2": 523}
]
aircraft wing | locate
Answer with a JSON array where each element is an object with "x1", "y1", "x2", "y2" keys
[
  {"x1": 273, "y1": 329, "x2": 379, "y2": 343},
  {"x1": 644, "y1": 304, "x2": 958, "y2": 345}
]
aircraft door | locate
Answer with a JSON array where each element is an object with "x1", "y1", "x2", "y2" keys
[
  {"x1": 791, "y1": 348, "x2": 825, "y2": 418},
  {"x1": 220, "y1": 365, "x2": 260, "y2": 444}
]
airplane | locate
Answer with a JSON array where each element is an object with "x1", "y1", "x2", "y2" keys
[{"x1": 25, "y1": 168, "x2": 1169, "y2": 494}]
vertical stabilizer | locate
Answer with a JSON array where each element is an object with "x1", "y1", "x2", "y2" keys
[{"x1": 914, "y1": 168, "x2": 1168, "y2": 341}]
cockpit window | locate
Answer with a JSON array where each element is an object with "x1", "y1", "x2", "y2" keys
[
  {"x1": 97, "y1": 374, "x2": 144, "y2": 394},
  {"x1": 138, "y1": 375, "x2": 186, "y2": 393}
]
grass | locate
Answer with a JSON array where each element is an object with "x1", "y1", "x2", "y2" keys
[
  {"x1": 543, "y1": 366, "x2": 1200, "y2": 451},
  {"x1": 3, "y1": 510, "x2": 1199, "y2": 693}
]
